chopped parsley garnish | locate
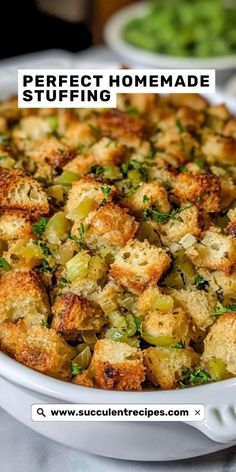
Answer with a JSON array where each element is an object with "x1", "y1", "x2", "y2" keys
[
  {"x1": 37, "y1": 259, "x2": 52, "y2": 272},
  {"x1": 49, "y1": 116, "x2": 59, "y2": 136},
  {"x1": 211, "y1": 302, "x2": 236, "y2": 317},
  {"x1": 0, "y1": 258, "x2": 12, "y2": 270},
  {"x1": 32, "y1": 217, "x2": 48, "y2": 236},
  {"x1": 188, "y1": 146, "x2": 196, "y2": 159},
  {"x1": 101, "y1": 187, "x2": 112, "y2": 198},
  {"x1": 178, "y1": 164, "x2": 186, "y2": 172},
  {"x1": 143, "y1": 194, "x2": 150, "y2": 203},
  {"x1": 171, "y1": 341, "x2": 185, "y2": 349},
  {"x1": 41, "y1": 320, "x2": 49, "y2": 328},
  {"x1": 121, "y1": 162, "x2": 129, "y2": 176},
  {"x1": 194, "y1": 158, "x2": 206, "y2": 170},
  {"x1": 88, "y1": 124, "x2": 101, "y2": 139},
  {"x1": 90, "y1": 164, "x2": 104, "y2": 176},
  {"x1": 0, "y1": 134, "x2": 9, "y2": 144},
  {"x1": 195, "y1": 275, "x2": 207, "y2": 287},
  {"x1": 129, "y1": 159, "x2": 148, "y2": 181},
  {"x1": 176, "y1": 119, "x2": 185, "y2": 133},
  {"x1": 179, "y1": 368, "x2": 210, "y2": 387},
  {"x1": 77, "y1": 223, "x2": 85, "y2": 249},
  {"x1": 33, "y1": 240, "x2": 52, "y2": 257},
  {"x1": 71, "y1": 363, "x2": 82, "y2": 376},
  {"x1": 143, "y1": 204, "x2": 191, "y2": 225},
  {"x1": 77, "y1": 144, "x2": 86, "y2": 154},
  {"x1": 127, "y1": 106, "x2": 139, "y2": 115}
]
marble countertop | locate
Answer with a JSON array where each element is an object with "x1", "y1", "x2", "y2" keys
[{"x1": 1, "y1": 409, "x2": 236, "y2": 472}]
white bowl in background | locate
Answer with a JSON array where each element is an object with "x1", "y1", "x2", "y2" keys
[{"x1": 104, "y1": 1, "x2": 236, "y2": 73}]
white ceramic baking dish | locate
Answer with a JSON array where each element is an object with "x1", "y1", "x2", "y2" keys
[{"x1": 0, "y1": 50, "x2": 236, "y2": 461}]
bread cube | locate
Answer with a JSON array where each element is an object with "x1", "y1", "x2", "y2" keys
[
  {"x1": 202, "y1": 134, "x2": 236, "y2": 165},
  {"x1": 0, "y1": 269, "x2": 50, "y2": 326},
  {"x1": 0, "y1": 320, "x2": 76, "y2": 379},
  {"x1": 91, "y1": 338, "x2": 145, "y2": 390},
  {"x1": 144, "y1": 346, "x2": 199, "y2": 389},
  {"x1": 172, "y1": 172, "x2": 220, "y2": 213},
  {"x1": 0, "y1": 168, "x2": 49, "y2": 217},
  {"x1": 27, "y1": 136, "x2": 75, "y2": 177},
  {"x1": 0, "y1": 211, "x2": 34, "y2": 241},
  {"x1": 202, "y1": 313, "x2": 236, "y2": 376},
  {"x1": 98, "y1": 109, "x2": 146, "y2": 148},
  {"x1": 142, "y1": 308, "x2": 190, "y2": 346},
  {"x1": 123, "y1": 181, "x2": 170, "y2": 215},
  {"x1": 186, "y1": 229, "x2": 236, "y2": 275},
  {"x1": 169, "y1": 288, "x2": 217, "y2": 330},
  {"x1": 51, "y1": 293, "x2": 104, "y2": 336},
  {"x1": 158, "y1": 205, "x2": 201, "y2": 245},
  {"x1": 168, "y1": 93, "x2": 208, "y2": 111},
  {"x1": 110, "y1": 239, "x2": 171, "y2": 293},
  {"x1": 78, "y1": 203, "x2": 138, "y2": 252},
  {"x1": 65, "y1": 177, "x2": 116, "y2": 221}
]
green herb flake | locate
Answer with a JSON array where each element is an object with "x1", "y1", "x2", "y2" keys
[
  {"x1": 101, "y1": 187, "x2": 112, "y2": 198},
  {"x1": 211, "y1": 302, "x2": 236, "y2": 317},
  {"x1": 171, "y1": 341, "x2": 185, "y2": 349},
  {"x1": 127, "y1": 106, "x2": 139, "y2": 115},
  {"x1": 188, "y1": 147, "x2": 196, "y2": 159},
  {"x1": 143, "y1": 204, "x2": 192, "y2": 225},
  {"x1": 178, "y1": 164, "x2": 186, "y2": 172},
  {"x1": 77, "y1": 223, "x2": 85, "y2": 248},
  {"x1": 32, "y1": 217, "x2": 48, "y2": 236},
  {"x1": 195, "y1": 275, "x2": 206, "y2": 287},
  {"x1": 0, "y1": 135, "x2": 9, "y2": 144},
  {"x1": 143, "y1": 194, "x2": 150, "y2": 203},
  {"x1": 176, "y1": 119, "x2": 185, "y2": 133},
  {"x1": 90, "y1": 164, "x2": 104, "y2": 176},
  {"x1": 33, "y1": 240, "x2": 52, "y2": 257},
  {"x1": 49, "y1": 115, "x2": 59, "y2": 136},
  {"x1": 88, "y1": 124, "x2": 101, "y2": 139},
  {"x1": 194, "y1": 158, "x2": 206, "y2": 170},
  {"x1": 41, "y1": 320, "x2": 49, "y2": 328},
  {"x1": 37, "y1": 259, "x2": 52, "y2": 273},
  {"x1": 71, "y1": 363, "x2": 82, "y2": 376},
  {"x1": 179, "y1": 368, "x2": 210, "y2": 387},
  {"x1": 0, "y1": 258, "x2": 12, "y2": 270}
]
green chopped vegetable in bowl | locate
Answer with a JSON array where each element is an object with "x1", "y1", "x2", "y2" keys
[{"x1": 122, "y1": 0, "x2": 236, "y2": 58}]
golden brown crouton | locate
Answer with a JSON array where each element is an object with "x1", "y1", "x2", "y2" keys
[
  {"x1": 0, "y1": 320, "x2": 76, "y2": 379},
  {"x1": 65, "y1": 177, "x2": 116, "y2": 221},
  {"x1": 72, "y1": 370, "x2": 94, "y2": 387},
  {"x1": 176, "y1": 106, "x2": 205, "y2": 130},
  {"x1": 168, "y1": 288, "x2": 217, "y2": 330},
  {"x1": 110, "y1": 239, "x2": 171, "y2": 293},
  {"x1": 202, "y1": 134, "x2": 236, "y2": 165},
  {"x1": 207, "y1": 104, "x2": 231, "y2": 121},
  {"x1": 0, "y1": 211, "x2": 34, "y2": 241},
  {"x1": 0, "y1": 269, "x2": 50, "y2": 326},
  {"x1": 144, "y1": 346, "x2": 199, "y2": 389},
  {"x1": 0, "y1": 168, "x2": 49, "y2": 217},
  {"x1": 186, "y1": 229, "x2": 236, "y2": 275},
  {"x1": 142, "y1": 308, "x2": 190, "y2": 346},
  {"x1": 202, "y1": 313, "x2": 236, "y2": 375},
  {"x1": 27, "y1": 136, "x2": 75, "y2": 177},
  {"x1": 212, "y1": 271, "x2": 236, "y2": 304},
  {"x1": 117, "y1": 92, "x2": 157, "y2": 113},
  {"x1": 123, "y1": 181, "x2": 170, "y2": 215},
  {"x1": 91, "y1": 338, "x2": 145, "y2": 390},
  {"x1": 98, "y1": 109, "x2": 146, "y2": 148},
  {"x1": 172, "y1": 172, "x2": 220, "y2": 213},
  {"x1": 64, "y1": 121, "x2": 96, "y2": 148},
  {"x1": 223, "y1": 119, "x2": 236, "y2": 138},
  {"x1": 89, "y1": 137, "x2": 126, "y2": 166},
  {"x1": 77, "y1": 203, "x2": 138, "y2": 252},
  {"x1": 158, "y1": 205, "x2": 201, "y2": 245},
  {"x1": 51, "y1": 293, "x2": 104, "y2": 336},
  {"x1": 168, "y1": 93, "x2": 208, "y2": 111}
]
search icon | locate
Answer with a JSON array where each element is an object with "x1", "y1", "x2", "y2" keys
[{"x1": 37, "y1": 407, "x2": 46, "y2": 418}]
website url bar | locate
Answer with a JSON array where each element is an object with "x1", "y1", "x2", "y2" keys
[{"x1": 32, "y1": 404, "x2": 204, "y2": 422}]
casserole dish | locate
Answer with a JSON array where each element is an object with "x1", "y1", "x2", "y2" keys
[{"x1": 0, "y1": 51, "x2": 236, "y2": 461}]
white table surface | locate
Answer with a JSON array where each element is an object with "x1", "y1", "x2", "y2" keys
[{"x1": 1, "y1": 46, "x2": 236, "y2": 471}]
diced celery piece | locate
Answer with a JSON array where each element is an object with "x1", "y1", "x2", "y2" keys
[
  {"x1": 0, "y1": 156, "x2": 15, "y2": 168},
  {"x1": 126, "y1": 314, "x2": 137, "y2": 336},
  {"x1": 103, "y1": 165, "x2": 122, "y2": 180},
  {"x1": 141, "y1": 332, "x2": 175, "y2": 347},
  {"x1": 72, "y1": 346, "x2": 91, "y2": 370},
  {"x1": 66, "y1": 252, "x2": 90, "y2": 281},
  {"x1": 71, "y1": 197, "x2": 96, "y2": 220},
  {"x1": 208, "y1": 359, "x2": 229, "y2": 381},
  {"x1": 44, "y1": 211, "x2": 70, "y2": 244},
  {"x1": 82, "y1": 331, "x2": 97, "y2": 345},
  {"x1": 47, "y1": 185, "x2": 64, "y2": 202},
  {"x1": 54, "y1": 171, "x2": 79, "y2": 186},
  {"x1": 153, "y1": 295, "x2": 174, "y2": 312},
  {"x1": 127, "y1": 169, "x2": 141, "y2": 183}
]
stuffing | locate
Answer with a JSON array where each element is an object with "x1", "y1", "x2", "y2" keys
[
  {"x1": 0, "y1": 269, "x2": 50, "y2": 326},
  {"x1": 175, "y1": 106, "x2": 205, "y2": 131},
  {"x1": 202, "y1": 134, "x2": 236, "y2": 165},
  {"x1": 141, "y1": 308, "x2": 191, "y2": 347},
  {"x1": 63, "y1": 121, "x2": 96, "y2": 148},
  {"x1": 12, "y1": 115, "x2": 51, "y2": 142},
  {"x1": 51, "y1": 293, "x2": 104, "y2": 336},
  {"x1": 110, "y1": 239, "x2": 171, "y2": 293},
  {"x1": 0, "y1": 320, "x2": 76, "y2": 379},
  {"x1": 186, "y1": 229, "x2": 236, "y2": 275},
  {"x1": 202, "y1": 313, "x2": 236, "y2": 376},
  {"x1": 75, "y1": 203, "x2": 138, "y2": 252},
  {"x1": 89, "y1": 137, "x2": 126, "y2": 166},
  {"x1": 117, "y1": 92, "x2": 157, "y2": 113},
  {"x1": 207, "y1": 104, "x2": 231, "y2": 121},
  {"x1": 168, "y1": 93, "x2": 208, "y2": 111},
  {"x1": 0, "y1": 168, "x2": 49, "y2": 217},
  {"x1": 223, "y1": 119, "x2": 236, "y2": 138},
  {"x1": 144, "y1": 346, "x2": 199, "y2": 389},
  {"x1": 158, "y1": 205, "x2": 201, "y2": 245},
  {"x1": 65, "y1": 177, "x2": 116, "y2": 221},
  {"x1": 91, "y1": 338, "x2": 145, "y2": 390},
  {"x1": 0, "y1": 211, "x2": 34, "y2": 241},
  {"x1": 27, "y1": 136, "x2": 76, "y2": 178},
  {"x1": 98, "y1": 109, "x2": 146, "y2": 147},
  {"x1": 172, "y1": 172, "x2": 221, "y2": 213},
  {"x1": 122, "y1": 181, "x2": 170, "y2": 215},
  {"x1": 67, "y1": 251, "x2": 107, "y2": 299},
  {"x1": 168, "y1": 288, "x2": 217, "y2": 330}
]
